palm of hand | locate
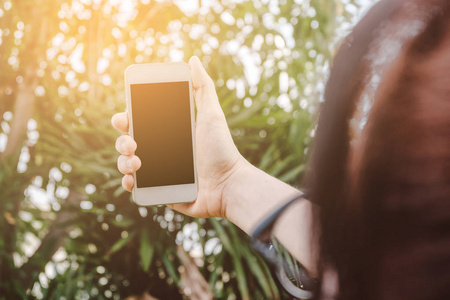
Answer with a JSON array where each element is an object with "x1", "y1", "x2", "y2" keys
[
  {"x1": 169, "y1": 109, "x2": 241, "y2": 218},
  {"x1": 113, "y1": 57, "x2": 243, "y2": 219}
]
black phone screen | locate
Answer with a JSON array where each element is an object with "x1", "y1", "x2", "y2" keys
[{"x1": 130, "y1": 81, "x2": 195, "y2": 188}]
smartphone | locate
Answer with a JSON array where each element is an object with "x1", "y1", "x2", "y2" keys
[{"x1": 124, "y1": 62, "x2": 198, "y2": 206}]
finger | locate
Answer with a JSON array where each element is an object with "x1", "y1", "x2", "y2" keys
[
  {"x1": 115, "y1": 135, "x2": 137, "y2": 156},
  {"x1": 189, "y1": 56, "x2": 222, "y2": 114},
  {"x1": 122, "y1": 174, "x2": 134, "y2": 192},
  {"x1": 117, "y1": 155, "x2": 142, "y2": 174},
  {"x1": 111, "y1": 112, "x2": 129, "y2": 133}
]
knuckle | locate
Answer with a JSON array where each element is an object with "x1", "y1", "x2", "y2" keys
[
  {"x1": 122, "y1": 179, "x2": 129, "y2": 191},
  {"x1": 127, "y1": 139, "x2": 137, "y2": 153},
  {"x1": 122, "y1": 175, "x2": 134, "y2": 191},
  {"x1": 116, "y1": 135, "x2": 135, "y2": 155},
  {"x1": 115, "y1": 138, "x2": 122, "y2": 152},
  {"x1": 134, "y1": 155, "x2": 142, "y2": 167},
  {"x1": 117, "y1": 156, "x2": 128, "y2": 173}
]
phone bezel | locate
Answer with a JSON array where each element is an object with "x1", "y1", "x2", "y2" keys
[{"x1": 125, "y1": 62, "x2": 198, "y2": 206}]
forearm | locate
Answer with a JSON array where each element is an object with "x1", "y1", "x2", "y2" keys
[
  {"x1": 224, "y1": 160, "x2": 300, "y2": 232},
  {"x1": 223, "y1": 159, "x2": 319, "y2": 275}
]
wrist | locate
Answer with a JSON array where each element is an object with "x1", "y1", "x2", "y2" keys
[
  {"x1": 221, "y1": 156, "x2": 252, "y2": 221},
  {"x1": 220, "y1": 158, "x2": 302, "y2": 234}
]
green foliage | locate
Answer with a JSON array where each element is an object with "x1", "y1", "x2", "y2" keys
[
  {"x1": 0, "y1": 0, "x2": 361, "y2": 299},
  {"x1": 140, "y1": 230, "x2": 154, "y2": 272}
]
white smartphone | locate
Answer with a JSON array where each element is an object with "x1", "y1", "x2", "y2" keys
[{"x1": 124, "y1": 62, "x2": 198, "y2": 206}]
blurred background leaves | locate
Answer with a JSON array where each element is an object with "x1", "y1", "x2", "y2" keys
[{"x1": 0, "y1": 0, "x2": 369, "y2": 299}]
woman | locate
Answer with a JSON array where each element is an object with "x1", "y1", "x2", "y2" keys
[{"x1": 112, "y1": 0, "x2": 450, "y2": 298}]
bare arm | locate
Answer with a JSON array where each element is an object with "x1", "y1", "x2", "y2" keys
[{"x1": 224, "y1": 161, "x2": 320, "y2": 276}]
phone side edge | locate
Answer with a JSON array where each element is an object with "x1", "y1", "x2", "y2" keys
[{"x1": 188, "y1": 73, "x2": 198, "y2": 203}]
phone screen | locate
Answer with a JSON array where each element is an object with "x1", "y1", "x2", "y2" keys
[{"x1": 130, "y1": 81, "x2": 195, "y2": 188}]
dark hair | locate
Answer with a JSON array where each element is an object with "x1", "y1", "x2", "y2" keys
[{"x1": 307, "y1": 0, "x2": 450, "y2": 299}]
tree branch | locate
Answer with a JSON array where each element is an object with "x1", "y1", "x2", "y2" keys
[{"x1": 177, "y1": 246, "x2": 213, "y2": 300}]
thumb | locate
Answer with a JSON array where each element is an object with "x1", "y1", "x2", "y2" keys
[{"x1": 189, "y1": 56, "x2": 221, "y2": 114}]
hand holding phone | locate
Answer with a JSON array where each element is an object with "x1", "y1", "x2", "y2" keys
[
  {"x1": 124, "y1": 62, "x2": 198, "y2": 205},
  {"x1": 113, "y1": 57, "x2": 245, "y2": 216}
]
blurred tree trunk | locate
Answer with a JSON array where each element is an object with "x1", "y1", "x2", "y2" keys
[
  {"x1": 1, "y1": 4, "x2": 86, "y2": 291},
  {"x1": 177, "y1": 246, "x2": 213, "y2": 300},
  {"x1": 1, "y1": 0, "x2": 50, "y2": 159},
  {"x1": 2, "y1": 67, "x2": 37, "y2": 157}
]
